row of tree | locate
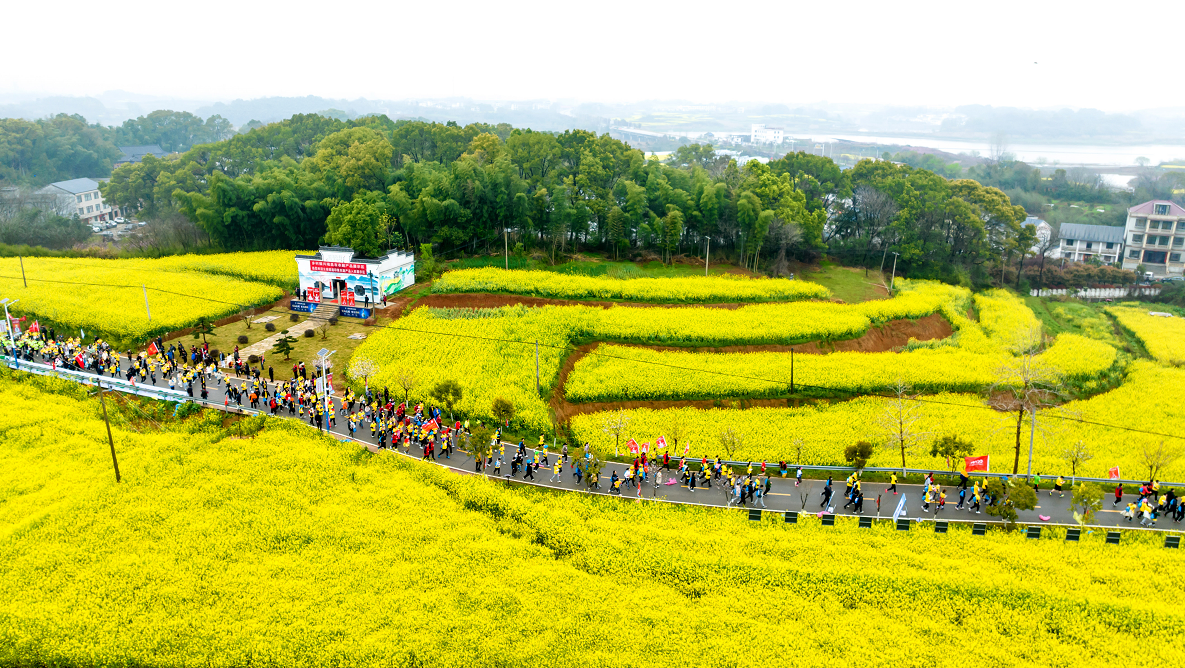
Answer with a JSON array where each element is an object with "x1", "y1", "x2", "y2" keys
[{"x1": 0, "y1": 111, "x2": 235, "y2": 187}]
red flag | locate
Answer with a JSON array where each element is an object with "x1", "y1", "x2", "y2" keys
[
  {"x1": 1108, "y1": 466, "x2": 1121, "y2": 480},
  {"x1": 28, "y1": 320, "x2": 39, "y2": 334},
  {"x1": 147, "y1": 341, "x2": 160, "y2": 356},
  {"x1": 655, "y1": 435, "x2": 667, "y2": 450},
  {"x1": 964, "y1": 455, "x2": 990, "y2": 473},
  {"x1": 425, "y1": 418, "x2": 439, "y2": 431},
  {"x1": 626, "y1": 438, "x2": 639, "y2": 454},
  {"x1": 641, "y1": 441, "x2": 649, "y2": 453}
]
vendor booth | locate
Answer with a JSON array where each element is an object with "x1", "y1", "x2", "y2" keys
[{"x1": 292, "y1": 246, "x2": 415, "y2": 318}]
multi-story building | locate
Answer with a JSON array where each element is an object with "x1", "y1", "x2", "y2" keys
[
  {"x1": 1057, "y1": 222, "x2": 1124, "y2": 264},
  {"x1": 35, "y1": 178, "x2": 120, "y2": 227},
  {"x1": 1121, "y1": 200, "x2": 1185, "y2": 276},
  {"x1": 750, "y1": 124, "x2": 784, "y2": 144}
]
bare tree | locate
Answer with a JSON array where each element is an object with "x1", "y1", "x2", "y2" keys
[
  {"x1": 397, "y1": 367, "x2": 417, "y2": 404},
  {"x1": 717, "y1": 427, "x2": 744, "y2": 462},
  {"x1": 1061, "y1": 439, "x2": 1093, "y2": 484},
  {"x1": 988, "y1": 327, "x2": 1062, "y2": 475},
  {"x1": 989, "y1": 132, "x2": 1011, "y2": 164},
  {"x1": 1033, "y1": 221, "x2": 1060, "y2": 290},
  {"x1": 877, "y1": 380, "x2": 927, "y2": 473},
  {"x1": 601, "y1": 409, "x2": 631, "y2": 457},
  {"x1": 666, "y1": 414, "x2": 686, "y2": 455},
  {"x1": 1141, "y1": 440, "x2": 1183, "y2": 481},
  {"x1": 851, "y1": 185, "x2": 898, "y2": 273}
]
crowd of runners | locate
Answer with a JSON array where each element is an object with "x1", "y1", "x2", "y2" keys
[{"x1": 2, "y1": 325, "x2": 1183, "y2": 526}]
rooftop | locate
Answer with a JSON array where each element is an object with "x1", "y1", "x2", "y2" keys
[
  {"x1": 39, "y1": 177, "x2": 100, "y2": 195},
  {"x1": 1059, "y1": 222, "x2": 1125, "y2": 244},
  {"x1": 1128, "y1": 200, "x2": 1185, "y2": 217},
  {"x1": 114, "y1": 145, "x2": 169, "y2": 163}
]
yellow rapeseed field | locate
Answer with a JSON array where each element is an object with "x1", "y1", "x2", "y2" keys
[
  {"x1": 570, "y1": 360, "x2": 1185, "y2": 479},
  {"x1": 0, "y1": 256, "x2": 284, "y2": 348},
  {"x1": 433, "y1": 266, "x2": 831, "y2": 302},
  {"x1": 565, "y1": 333, "x2": 1117, "y2": 402},
  {"x1": 0, "y1": 373, "x2": 1181, "y2": 666},
  {"x1": 1108, "y1": 305, "x2": 1185, "y2": 365}
]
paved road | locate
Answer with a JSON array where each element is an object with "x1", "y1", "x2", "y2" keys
[{"x1": 28, "y1": 354, "x2": 1182, "y2": 532}]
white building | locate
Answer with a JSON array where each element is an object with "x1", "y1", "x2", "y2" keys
[
  {"x1": 1057, "y1": 222, "x2": 1124, "y2": 264},
  {"x1": 1025, "y1": 216, "x2": 1056, "y2": 255},
  {"x1": 750, "y1": 124, "x2": 784, "y2": 144},
  {"x1": 1121, "y1": 200, "x2": 1185, "y2": 276},
  {"x1": 294, "y1": 246, "x2": 415, "y2": 315},
  {"x1": 35, "y1": 178, "x2": 119, "y2": 227}
]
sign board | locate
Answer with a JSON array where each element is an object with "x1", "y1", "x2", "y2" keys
[
  {"x1": 342, "y1": 290, "x2": 355, "y2": 307},
  {"x1": 964, "y1": 455, "x2": 990, "y2": 473},
  {"x1": 316, "y1": 373, "x2": 334, "y2": 396},
  {"x1": 892, "y1": 494, "x2": 907, "y2": 522},
  {"x1": 339, "y1": 306, "x2": 372, "y2": 319},
  {"x1": 307, "y1": 288, "x2": 321, "y2": 303},
  {"x1": 311, "y1": 260, "x2": 367, "y2": 274},
  {"x1": 290, "y1": 300, "x2": 317, "y2": 313}
]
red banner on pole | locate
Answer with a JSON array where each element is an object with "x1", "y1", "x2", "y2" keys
[
  {"x1": 655, "y1": 435, "x2": 667, "y2": 450},
  {"x1": 308, "y1": 288, "x2": 321, "y2": 303},
  {"x1": 964, "y1": 455, "x2": 990, "y2": 473},
  {"x1": 1108, "y1": 466, "x2": 1121, "y2": 480},
  {"x1": 626, "y1": 438, "x2": 639, "y2": 454}
]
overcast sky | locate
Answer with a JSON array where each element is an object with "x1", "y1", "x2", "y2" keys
[{"x1": 6, "y1": 0, "x2": 1180, "y2": 111}]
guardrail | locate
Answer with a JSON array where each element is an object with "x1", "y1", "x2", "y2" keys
[{"x1": 4, "y1": 356, "x2": 192, "y2": 403}]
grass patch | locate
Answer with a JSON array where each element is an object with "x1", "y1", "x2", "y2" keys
[{"x1": 798, "y1": 260, "x2": 888, "y2": 303}]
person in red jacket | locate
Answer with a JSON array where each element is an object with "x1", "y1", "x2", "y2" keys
[{"x1": 1113, "y1": 483, "x2": 1124, "y2": 507}]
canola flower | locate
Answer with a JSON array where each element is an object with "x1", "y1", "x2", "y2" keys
[
  {"x1": 570, "y1": 360, "x2": 1185, "y2": 479},
  {"x1": 0, "y1": 256, "x2": 283, "y2": 347},
  {"x1": 565, "y1": 333, "x2": 1117, "y2": 403},
  {"x1": 1108, "y1": 305, "x2": 1185, "y2": 365},
  {"x1": 432, "y1": 266, "x2": 831, "y2": 302},
  {"x1": 0, "y1": 373, "x2": 1180, "y2": 666}
]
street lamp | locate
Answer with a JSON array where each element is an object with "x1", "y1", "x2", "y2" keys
[
  {"x1": 317, "y1": 347, "x2": 335, "y2": 432},
  {"x1": 1, "y1": 298, "x2": 19, "y2": 370}
]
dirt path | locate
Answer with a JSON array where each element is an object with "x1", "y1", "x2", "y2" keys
[{"x1": 548, "y1": 313, "x2": 953, "y2": 423}]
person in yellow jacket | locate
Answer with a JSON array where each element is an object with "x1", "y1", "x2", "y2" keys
[
  {"x1": 550, "y1": 460, "x2": 563, "y2": 483},
  {"x1": 886, "y1": 472, "x2": 898, "y2": 494}
]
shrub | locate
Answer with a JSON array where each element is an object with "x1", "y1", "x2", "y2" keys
[
  {"x1": 265, "y1": 322, "x2": 276, "y2": 332},
  {"x1": 304, "y1": 329, "x2": 314, "y2": 338},
  {"x1": 328, "y1": 316, "x2": 339, "y2": 326},
  {"x1": 248, "y1": 355, "x2": 259, "y2": 364},
  {"x1": 237, "y1": 335, "x2": 248, "y2": 344},
  {"x1": 290, "y1": 313, "x2": 300, "y2": 322}
]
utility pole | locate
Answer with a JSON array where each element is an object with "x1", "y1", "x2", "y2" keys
[
  {"x1": 1, "y1": 298, "x2": 19, "y2": 370},
  {"x1": 535, "y1": 339, "x2": 540, "y2": 395},
  {"x1": 1025, "y1": 403, "x2": 1037, "y2": 479},
  {"x1": 704, "y1": 238, "x2": 710, "y2": 276},
  {"x1": 18, "y1": 256, "x2": 26, "y2": 288},
  {"x1": 97, "y1": 380, "x2": 122, "y2": 483},
  {"x1": 889, "y1": 252, "x2": 900, "y2": 294},
  {"x1": 504, "y1": 228, "x2": 509, "y2": 270},
  {"x1": 143, "y1": 285, "x2": 151, "y2": 321},
  {"x1": 790, "y1": 347, "x2": 795, "y2": 394}
]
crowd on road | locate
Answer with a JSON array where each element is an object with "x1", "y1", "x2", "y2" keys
[{"x1": 3, "y1": 325, "x2": 1183, "y2": 527}]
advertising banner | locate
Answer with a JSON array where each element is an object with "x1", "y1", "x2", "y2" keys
[
  {"x1": 1108, "y1": 466, "x2": 1121, "y2": 480},
  {"x1": 655, "y1": 435, "x2": 667, "y2": 450},
  {"x1": 339, "y1": 306, "x2": 371, "y2": 319},
  {"x1": 626, "y1": 438, "x2": 639, "y2": 454},
  {"x1": 308, "y1": 288, "x2": 321, "y2": 303},
  {"x1": 964, "y1": 455, "x2": 990, "y2": 473},
  {"x1": 310, "y1": 260, "x2": 367, "y2": 274},
  {"x1": 342, "y1": 290, "x2": 355, "y2": 307},
  {"x1": 290, "y1": 300, "x2": 317, "y2": 313}
]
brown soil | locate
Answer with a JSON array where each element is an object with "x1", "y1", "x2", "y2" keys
[{"x1": 548, "y1": 313, "x2": 954, "y2": 423}]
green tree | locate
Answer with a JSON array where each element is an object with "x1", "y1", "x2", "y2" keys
[
  {"x1": 191, "y1": 316, "x2": 215, "y2": 344},
  {"x1": 843, "y1": 440, "x2": 876, "y2": 470},
  {"x1": 271, "y1": 332, "x2": 298, "y2": 360},
  {"x1": 930, "y1": 434, "x2": 974, "y2": 472},
  {"x1": 1071, "y1": 482, "x2": 1104, "y2": 525},
  {"x1": 606, "y1": 206, "x2": 626, "y2": 259},
  {"x1": 323, "y1": 192, "x2": 388, "y2": 257},
  {"x1": 429, "y1": 379, "x2": 463, "y2": 420},
  {"x1": 305, "y1": 127, "x2": 393, "y2": 199},
  {"x1": 985, "y1": 477, "x2": 1037, "y2": 530},
  {"x1": 491, "y1": 396, "x2": 515, "y2": 426},
  {"x1": 663, "y1": 205, "x2": 684, "y2": 264}
]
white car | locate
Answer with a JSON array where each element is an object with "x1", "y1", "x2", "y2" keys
[
  {"x1": 90, "y1": 226, "x2": 102, "y2": 233},
  {"x1": 113, "y1": 217, "x2": 125, "y2": 224}
]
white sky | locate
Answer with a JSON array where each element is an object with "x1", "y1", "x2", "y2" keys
[{"x1": 5, "y1": 0, "x2": 1182, "y2": 111}]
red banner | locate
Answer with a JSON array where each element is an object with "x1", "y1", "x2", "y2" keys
[
  {"x1": 626, "y1": 438, "x2": 639, "y2": 454},
  {"x1": 1108, "y1": 466, "x2": 1121, "y2": 480},
  {"x1": 310, "y1": 260, "x2": 367, "y2": 274},
  {"x1": 308, "y1": 288, "x2": 321, "y2": 303},
  {"x1": 641, "y1": 441, "x2": 649, "y2": 453},
  {"x1": 147, "y1": 342, "x2": 159, "y2": 356},
  {"x1": 342, "y1": 290, "x2": 355, "y2": 306},
  {"x1": 964, "y1": 455, "x2": 990, "y2": 473},
  {"x1": 655, "y1": 435, "x2": 667, "y2": 450}
]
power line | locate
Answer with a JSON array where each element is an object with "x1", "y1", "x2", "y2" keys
[{"x1": 368, "y1": 321, "x2": 1185, "y2": 442}]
